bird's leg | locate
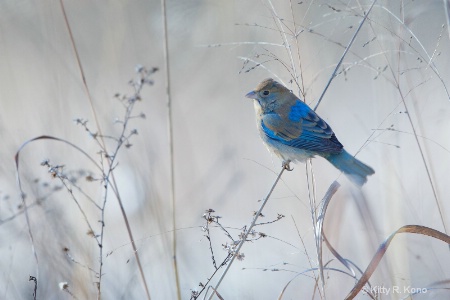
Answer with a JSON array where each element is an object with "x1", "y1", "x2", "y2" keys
[{"x1": 282, "y1": 160, "x2": 293, "y2": 171}]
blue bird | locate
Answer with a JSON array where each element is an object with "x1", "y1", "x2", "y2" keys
[{"x1": 245, "y1": 78, "x2": 374, "y2": 186}]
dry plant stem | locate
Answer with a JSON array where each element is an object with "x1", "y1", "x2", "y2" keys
[
  {"x1": 316, "y1": 181, "x2": 340, "y2": 299},
  {"x1": 304, "y1": 6, "x2": 376, "y2": 293},
  {"x1": 288, "y1": 0, "x2": 306, "y2": 98},
  {"x1": 375, "y1": 6, "x2": 450, "y2": 99},
  {"x1": 14, "y1": 135, "x2": 105, "y2": 298},
  {"x1": 322, "y1": 235, "x2": 377, "y2": 299},
  {"x1": 60, "y1": 2, "x2": 151, "y2": 299},
  {"x1": 399, "y1": 92, "x2": 447, "y2": 234},
  {"x1": 344, "y1": 225, "x2": 450, "y2": 299},
  {"x1": 58, "y1": 176, "x2": 99, "y2": 246},
  {"x1": 15, "y1": 164, "x2": 39, "y2": 298},
  {"x1": 267, "y1": 0, "x2": 299, "y2": 84},
  {"x1": 396, "y1": 53, "x2": 449, "y2": 236},
  {"x1": 445, "y1": 0, "x2": 450, "y2": 40},
  {"x1": 97, "y1": 99, "x2": 137, "y2": 289},
  {"x1": 291, "y1": 216, "x2": 315, "y2": 272},
  {"x1": 277, "y1": 264, "x2": 366, "y2": 300},
  {"x1": 208, "y1": 165, "x2": 288, "y2": 299},
  {"x1": 304, "y1": 159, "x2": 324, "y2": 299},
  {"x1": 160, "y1": 0, "x2": 182, "y2": 299},
  {"x1": 371, "y1": 20, "x2": 449, "y2": 235},
  {"x1": 313, "y1": 0, "x2": 377, "y2": 111}
]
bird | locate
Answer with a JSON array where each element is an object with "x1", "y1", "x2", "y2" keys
[{"x1": 245, "y1": 78, "x2": 374, "y2": 186}]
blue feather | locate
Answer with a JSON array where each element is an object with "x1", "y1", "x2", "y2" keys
[
  {"x1": 288, "y1": 101, "x2": 309, "y2": 122},
  {"x1": 327, "y1": 150, "x2": 375, "y2": 186},
  {"x1": 261, "y1": 120, "x2": 342, "y2": 154}
]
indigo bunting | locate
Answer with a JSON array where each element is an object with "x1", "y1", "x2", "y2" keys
[{"x1": 246, "y1": 78, "x2": 374, "y2": 186}]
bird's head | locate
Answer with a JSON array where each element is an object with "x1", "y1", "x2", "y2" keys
[{"x1": 245, "y1": 78, "x2": 291, "y2": 112}]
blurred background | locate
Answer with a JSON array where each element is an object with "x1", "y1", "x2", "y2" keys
[{"x1": 1, "y1": 0, "x2": 450, "y2": 299}]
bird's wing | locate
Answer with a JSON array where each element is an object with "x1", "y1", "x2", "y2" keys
[{"x1": 261, "y1": 100, "x2": 343, "y2": 154}]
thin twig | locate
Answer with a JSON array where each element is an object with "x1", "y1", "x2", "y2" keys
[
  {"x1": 399, "y1": 91, "x2": 447, "y2": 234},
  {"x1": 59, "y1": 2, "x2": 152, "y2": 299},
  {"x1": 314, "y1": 0, "x2": 377, "y2": 111},
  {"x1": 373, "y1": 5, "x2": 450, "y2": 100},
  {"x1": 267, "y1": 0, "x2": 299, "y2": 84},
  {"x1": 305, "y1": 159, "x2": 323, "y2": 299},
  {"x1": 208, "y1": 165, "x2": 288, "y2": 299},
  {"x1": 367, "y1": 15, "x2": 448, "y2": 236},
  {"x1": 444, "y1": 0, "x2": 450, "y2": 41},
  {"x1": 288, "y1": 0, "x2": 306, "y2": 99},
  {"x1": 160, "y1": 0, "x2": 181, "y2": 299}
]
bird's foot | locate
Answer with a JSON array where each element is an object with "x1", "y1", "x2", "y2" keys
[{"x1": 282, "y1": 160, "x2": 293, "y2": 171}]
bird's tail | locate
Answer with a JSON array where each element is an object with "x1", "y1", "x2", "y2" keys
[{"x1": 326, "y1": 150, "x2": 375, "y2": 186}]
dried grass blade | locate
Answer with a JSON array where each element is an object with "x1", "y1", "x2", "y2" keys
[
  {"x1": 345, "y1": 225, "x2": 450, "y2": 299},
  {"x1": 316, "y1": 181, "x2": 340, "y2": 294}
]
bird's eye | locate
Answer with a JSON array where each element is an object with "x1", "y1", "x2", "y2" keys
[{"x1": 262, "y1": 90, "x2": 270, "y2": 96}]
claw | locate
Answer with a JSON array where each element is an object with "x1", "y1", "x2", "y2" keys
[{"x1": 282, "y1": 160, "x2": 293, "y2": 171}]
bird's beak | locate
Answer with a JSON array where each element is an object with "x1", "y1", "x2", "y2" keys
[{"x1": 245, "y1": 90, "x2": 257, "y2": 99}]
